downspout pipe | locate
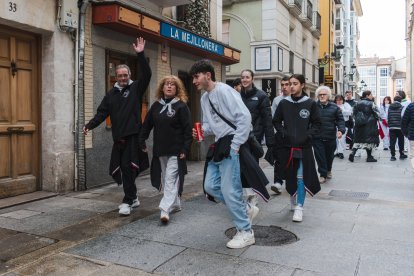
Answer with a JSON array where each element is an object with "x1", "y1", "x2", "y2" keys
[{"x1": 75, "y1": 0, "x2": 89, "y2": 191}]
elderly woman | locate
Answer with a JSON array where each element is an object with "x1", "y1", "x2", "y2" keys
[
  {"x1": 348, "y1": 90, "x2": 380, "y2": 162},
  {"x1": 312, "y1": 86, "x2": 345, "y2": 183},
  {"x1": 139, "y1": 75, "x2": 192, "y2": 223}
]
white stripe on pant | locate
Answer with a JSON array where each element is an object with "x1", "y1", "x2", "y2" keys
[{"x1": 158, "y1": 156, "x2": 181, "y2": 213}]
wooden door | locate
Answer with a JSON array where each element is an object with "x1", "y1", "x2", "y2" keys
[{"x1": 0, "y1": 28, "x2": 39, "y2": 199}]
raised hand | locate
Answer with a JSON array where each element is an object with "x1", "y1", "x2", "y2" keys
[{"x1": 133, "y1": 37, "x2": 145, "y2": 53}]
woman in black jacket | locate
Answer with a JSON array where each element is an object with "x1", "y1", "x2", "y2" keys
[
  {"x1": 240, "y1": 69, "x2": 275, "y2": 204},
  {"x1": 139, "y1": 75, "x2": 192, "y2": 223},
  {"x1": 348, "y1": 90, "x2": 380, "y2": 162}
]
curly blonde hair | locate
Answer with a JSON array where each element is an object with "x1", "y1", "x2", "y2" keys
[{"x1": 155, "y1": 75, "x2": 188, "y2": 103}]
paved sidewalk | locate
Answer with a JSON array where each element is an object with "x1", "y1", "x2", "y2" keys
[{"x1": 1, "y1": 148, "x2": 413, "y2": 275}]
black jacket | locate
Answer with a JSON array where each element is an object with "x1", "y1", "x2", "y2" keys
[
  {"x1": 241, "y1": 86, "x2": 275, "y2": 147},
  {"x1": 345, "y1": 99, "x2": 358, "y2": 108},
  {"x1": 402, "y1": 103, "x2": 414, "y2": 140},
  {"x1": 353, "y1": 98, "x2": 380, "y2": 144},
  {"x1": 85, "y1": 52, "x2": 151, "y2": 141},
  {"x1": 273, "y1": 94, "x2": 321, "y2": 148},
  {"x1": 387, "y1": 102, "x2": 403, "y2": 129},
  {"x1": 139, "y1": 100, "x2": 192, "y2": 157},
  {"x1": 314, "y1": 101, "x2": 346, "y2": 140},
  {"x1": 272, "y1": 93, "x2": 321, "y2": 196}
]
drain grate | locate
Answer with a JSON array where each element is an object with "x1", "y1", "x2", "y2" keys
[
  {"x1": 225, "y1": 225, "x2": 297, "y2": 246},
  {"x1": 329, "y1": 190, "x2": 369, "y2": 199}
]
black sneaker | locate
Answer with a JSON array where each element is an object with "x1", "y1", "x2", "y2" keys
[
  {"x1": 400, "y1": 154, "x2": 408, "y2": 160},
  {"x1": 366, "y1": 156, "x2": 377, "y2": 162},
  {"x1": 338, "y1": 153, "x2": 344, "y2": 159},
  {"x1": 383, "y1": 148, "x2": 389, "y2": 151},
  {"x1": 348, "y1": 153, "x2": 354, "y2": 162},
  {"x1": 390, "y1": 156, "x2": 397, "y2": 161}
]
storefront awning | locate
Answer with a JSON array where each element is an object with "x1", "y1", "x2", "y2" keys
[{"x1": 92, "y1": 2, "x2": 240, "y2": 65}]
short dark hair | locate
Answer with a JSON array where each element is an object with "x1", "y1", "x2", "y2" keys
[
  {"x1": 241, "y1": 69, "x2": 254, "y2": 78},
  {"x1": 281, "y1": 76, "x2": 290, "y2": 82},
  {"x1": 232, "y1": 78, "x2": 241, "y2": 87},
  {"x1": 345, "y1": 90, "x2": 352, "y2": 94},
  {"x1": 394, "y1": 95, "x2": 402, "y2": 102},
  {"x1": 290, "y1": 74, "x2": 306, "y2": 85},
  {"x1": 189, "y1": 59, "x2": 216, "y2": 81},
  {"x1": 362, "y1": 90, "x2": 372, "y2": 99},
  {"x1": 397, "y1": 90, "x2": 406, "y2": 99}
]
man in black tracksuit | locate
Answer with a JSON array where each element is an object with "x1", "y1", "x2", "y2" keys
[
  {"x1": 387, "y1": 96, "x2": 407, "y2": 161},
  {"x1": 312, "y1": 86, "x2": 345, "y2": 183},
  {"x1": 83, "y1": 37, "x2": 151, "y2": 216}
]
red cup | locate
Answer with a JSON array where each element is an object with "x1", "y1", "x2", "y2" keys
[{"x1": 194, "y1": 122, "x2": 204, "y2": 142}]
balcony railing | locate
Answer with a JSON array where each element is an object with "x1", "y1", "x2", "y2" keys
[
  {"x1": 288, "y1": 0, "x2": 303, "y2": 16},
  {"x1": 293, "y1": 0, "x2": 302, "y2": 10}
]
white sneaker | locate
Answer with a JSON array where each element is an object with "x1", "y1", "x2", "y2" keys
[
  {"x1": 247, "y1": 203, "x2": 259, "y2": 224},
  {"x1": 247, "y1": 194, "x2": 258, "y2": 207},
  {"x1": 118, "y1": 198, "x2": 140, "y2": 209},
  {"x1": 119, "y1": 203, "x2": 131, "y2": 216},
  {"x1": 160, "y1": 210, "x2": 169, "y2": 223},
  {"x1": 270, "y1": 182, "x2": 282, "y2": 195},
  {"x1": 290, "y1": 196, "x2": 297, "y2": 211},
  {"x1": 226, "y1": 230, "x2": 255, "y2": 249},
  {"x1": 292, "y1": 206, "x2": 303, "y2": 222}
]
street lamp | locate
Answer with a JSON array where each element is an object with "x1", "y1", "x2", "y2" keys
[
  {"x1": 318, "y1": 42, "x2": 345, "y2": 65},
  {"x1": 343, "y1": 64, "x2": 357, "y2": 80}
]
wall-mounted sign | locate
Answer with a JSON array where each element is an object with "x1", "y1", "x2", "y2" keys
[
  {"x1": 255, "y1": 46, "x2": 271, "y2": 71},
  {"x1": 324, "y1": 74, "x2": 334, "y2": 88},
  {"x1": 160, "y1": 22, "x2": 224, "y2": 55},
  {"x1": 262, "y1": 78, "x2": 276, "y2": 101}
]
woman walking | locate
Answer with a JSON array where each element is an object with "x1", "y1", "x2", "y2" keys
[
  {"x1": 139, "y1": 75, "x2": 192, "y2": 223},
  {"x1": 273, "y1": 74, "x2": 321, "y2": 222},
  {"x1": 334, "y1": 95, "x2": 352, "y2": 159},
  {"x1": 379, "y1": 96, "x2": 391, "y2": 150},
  {"x1": 348, "y1": 91, "x2": 380, "y2": 162}
]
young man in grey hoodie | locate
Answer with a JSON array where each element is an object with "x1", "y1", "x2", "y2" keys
[{"x1": 190, "y1": 59, "x2": 258, "y2": 249}]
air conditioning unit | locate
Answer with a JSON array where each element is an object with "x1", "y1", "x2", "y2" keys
[{"x1": 59, "y1": 0, "x2": 79, "y2": 30}]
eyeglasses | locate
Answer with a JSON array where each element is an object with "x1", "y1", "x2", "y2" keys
[
  {"x1": 164, "y1": 81, "x2": 176, "y2": 86},
  {"x1": 116, "y1": 74, "x2": 129, "y2": 78},
  {"x1": 318, "y1": 94, "x2": 327, "y2": 96}
]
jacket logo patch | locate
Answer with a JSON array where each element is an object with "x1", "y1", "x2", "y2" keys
[
  {"x1": 122, "y1": 89, "x2": 130, "y2": 98},
  {"x1": 167, "y1": 109, "x2": 176, "y2": 117},
  {"x1": 251, "y1": 97, "x2": 259, "y2": 100},
  {"x1": 299, "y1": 109, "x2": 310, "y2": 118}
]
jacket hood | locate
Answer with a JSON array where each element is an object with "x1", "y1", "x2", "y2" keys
[{"x1": 389, "y1": 102, "x2": 402, "y2": 110}]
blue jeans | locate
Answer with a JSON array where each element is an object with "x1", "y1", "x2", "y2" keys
[
  {"x1": 297, "y1": 160, "x2": 305, "y2": 207},
  {"x1": 204, "y1": 148, "x2": 251, "y2": 231}
]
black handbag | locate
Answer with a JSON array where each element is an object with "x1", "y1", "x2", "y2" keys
[{"x1": 208, "y1": 99, "x2": 264, "y2": 159}]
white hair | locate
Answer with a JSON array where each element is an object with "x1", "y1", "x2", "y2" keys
[{"x1": 315, "y1": 85, "x2": 332, "y2": 99}]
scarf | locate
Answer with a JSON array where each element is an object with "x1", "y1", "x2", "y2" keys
[{"x1": 159, "y1": 97, "x2": 179, "y2": 116}]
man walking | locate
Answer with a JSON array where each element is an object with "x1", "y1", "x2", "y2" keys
[
  {"x1": 388, "y1": 96, "x2": 407, "y2": 161},
  {"x1": 312, "y1": 86, "x2": 345, "y2": 183},
  {"x1": 190, "y1": 59, "x2": 258, "y2": 249},
  {"x1": 83, "y1": 37, "x2": 151, "y2": 216},
  {"x1": 269, "y1": 76, "x2": 290, "y2": 194}
]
